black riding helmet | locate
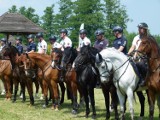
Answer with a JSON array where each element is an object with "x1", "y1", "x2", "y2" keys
[
  {"x1": 16, "y1": 36, "x2": 22, "y2": 42},
  {"x1": 60, "y1": 29, "x2": 68, "y2": 34},
  {"x1": 112, "y1": 26, "x2": 123, "y2": 33},
  {"x1": 0, "y1": 38, "x2": 7, "y2": 42},
  {"x1": 27, "y1": 34, "x2": 34, "y2": 39},
  {"x1": 36, "y1": 32, "x2": 43, "y2": 38},
  {"x1": 49, "y1": 35, "x2": 57, "y2": 41},
  {"x1": 79, "y1": 29, "x2": 87, "y2": 34},
  {"x1": 95, "y1": 29, "x2": 104, "y2": 36},
  {"x1": 137, "y1": 22, "x2": 148, "y2": 29}
]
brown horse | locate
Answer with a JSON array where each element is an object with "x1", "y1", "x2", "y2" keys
[
  {"x1": 136, "y1": 35, "x2": 160, "y2": 120},
  {"x1": 58, "y1": 47, "x2": 84, "y2": 115},
  {"x1": 0, "y1": 60, "x2": 12, "y2": 99},
  {"x1": 22, "y1": 52, "x2": 60, "y2": 110}
]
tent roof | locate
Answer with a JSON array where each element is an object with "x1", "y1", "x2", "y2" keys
[{"x1": 0, "y1": 12, "x2": 45, "y2": 34}]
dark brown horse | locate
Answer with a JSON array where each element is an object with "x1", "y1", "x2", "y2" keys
[
  {"x1": 136, "y1": 35, "x2": 160, "y2": 120},
  {"x1": 59, "y1": 47, "x2": 84, "y2": 114}
]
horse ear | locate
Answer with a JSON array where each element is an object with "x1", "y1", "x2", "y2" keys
[{"x1": 95, "y1": 53, "x2": 103, "y2": 63}]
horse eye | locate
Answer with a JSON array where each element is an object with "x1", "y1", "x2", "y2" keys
[{"x1": 101, "y1": 65, "x2": 105, "y2": 69}]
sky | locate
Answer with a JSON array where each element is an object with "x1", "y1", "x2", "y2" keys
[{"x1": 0, "y1": 0, "x2": 160, "y2": 35}]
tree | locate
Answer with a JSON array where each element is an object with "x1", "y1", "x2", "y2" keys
[
  {"x1": 70, "y1": 0, "x2": 104, "y2": 45},
  {"x1": 103, "y1": 0, "x2": 130, "y2": 44},
  {"x1": 41, "y1": 5, "x2": 55, "y2": 39},
  {"x1": 8, "y1": 5, "x2": 18, "y2": 13}
]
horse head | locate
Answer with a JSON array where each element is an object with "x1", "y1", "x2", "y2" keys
[
  {"x1": 51, "y1": 48, "x2": 63, "y2": 68},
  {"x1": 61, "y1": 47, "x2": 77, "y2": 69},
  {"x1": 136, "y1": 36, "x2": 160, "y2": 59},
  {"x1": 96, "y1": 53, "x2": 113, "y2": 83}
]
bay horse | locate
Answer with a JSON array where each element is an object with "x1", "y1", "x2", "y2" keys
[
  {"x1": 22, "y1": 52, "x2": 61, "y2": 110},
  {"x1": 60, "y1": 47, "x2": 84, "y2": 115},
  {"x1": 136, "y1": 35, "x2": 160, "y2": 120},
  {"x1": 0, "y1": 44, "x2": 39, "y2": 105},
  {"x1": 96, "y1": 48, "x2": 148, "y2": 120}
]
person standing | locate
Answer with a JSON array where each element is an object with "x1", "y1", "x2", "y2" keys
[
  {"x1": 77, "y1": 29, "x2": 91, "y2": 51},
  {"x1": 94, "y1": 29, "x2": 109, "y2": 52},
  {"x1": 27, "y1": 34, "x2": 37, "y2": 53},
  {"x1": 112, "y1": 26, "x2": 127, "y2": 54},
  {"x1": 15, "y1": 36, "x2": 23, "y2": 54},
  {"x1": 36, "y1": 33, "x2": 47, "y2": 54}
]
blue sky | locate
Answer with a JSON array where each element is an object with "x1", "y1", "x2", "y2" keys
[{"x1": 0, "y1": 0, "x2": 160, "y2": 35}]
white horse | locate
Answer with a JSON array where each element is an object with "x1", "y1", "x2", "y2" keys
[{"x1": 96, "y1": 48, "x2": 146, "y2": 120}]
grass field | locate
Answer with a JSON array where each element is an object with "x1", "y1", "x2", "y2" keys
[{"x1": 0, "y1": 88, "x2": 159, "y2": 120}]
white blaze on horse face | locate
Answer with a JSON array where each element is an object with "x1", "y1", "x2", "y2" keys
[
  {"x1": 51, "y1": 61, "x2": 55, "y2": 68},
  {"x1": 72, "y1": 62, "x2": 75, "y2": 68}
]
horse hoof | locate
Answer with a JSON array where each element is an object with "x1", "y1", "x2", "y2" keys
[
  {"x1": 7, "y1": 98, "x2": 11, "y2": 101},
  {"x1": 139, "y1": 116, "x2": 143, "y2": 120},
  {"x1": 72, "y1": 110, "x2": 77, "y2": 115},
  {"x1": 92, "y1": 114, "x2": 96, "y2": 120}
]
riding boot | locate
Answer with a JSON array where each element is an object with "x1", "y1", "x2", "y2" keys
[
  {"x1": 139, "y1": 77, "x2": 146, "y2": 87},
  {"x1": 94, "y1": 67, "x2": 101, "y2": 88},
  {"x1": 59, "y1": 70, "x2": 65, "y2": 82}
]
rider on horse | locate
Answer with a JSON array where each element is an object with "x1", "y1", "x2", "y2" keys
[
  {"x1": 128, "y1": 22, "x2": 149, "y2": 86},
  {"x1": 15, "y1": 36, "x2": 23, "y2": 54},
  {"x1": 26, "y1": 34, "x2": 37, "y2": 53}
]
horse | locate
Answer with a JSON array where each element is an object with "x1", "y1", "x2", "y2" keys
[
  {"x1": 0, "y1": 44, "x2": 39, "y2": 105},
  {"x1": 95, "y1": 47, "x2": 148, "y2": 120},
  {"x1": 60, "y1": 47, "x2": 84, "y2": 115},
  {"x1": 0, "y1": 60, "x2": 12, "y2": 100},
  {"x1": 136, "y1": 35, "x2": 160, "y2": 120}
]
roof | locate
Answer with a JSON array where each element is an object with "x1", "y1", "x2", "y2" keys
[{"x1": 0, "y1": 12, "x2": 45, "y2": 34}]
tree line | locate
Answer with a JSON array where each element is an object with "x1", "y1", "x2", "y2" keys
[{"x1": 3, "y1": 0, "x2": 160, "y2": 49}]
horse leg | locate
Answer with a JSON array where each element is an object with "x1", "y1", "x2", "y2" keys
[
  {"x1": 42, "y1": 80, "x2": 48, "y2": 108},
  {"x1": 12, "y1": 78, "x2": 19, "y2": 102},
  {"x1": 20, "y1": 81, "x2": 26, "y2": 102},
  {"x1": 34, "y1": 79, "x2": 39, "y2": 98},
  {"x1": 110, "y1": 85, "x2": 119, "y2": 120},
  {"x1": 51, "y1": 80, "x2": 59, "y2": 111},
  {"x1": 58, "y1": 82, "x2": 65, "y2": 105},
  {"x1": 4, "y1": 75, "x2": 12, "y2": 100},
  {"x1": 148, "y1": 90, "x2": 156, "y2": 120},
  {"x1": 89, "y1": 87, "x2": 96, "y2": 119},
  {"x1": 101, "y1": 83, "x2": 110, "y2": 120},
  {"x1": 26, "y1": 79, "x2": 34, "y2": 105},
  {"x1": 71, "y1": 81, "x2": 78, "y2": 115},
  {"x1": 136, "y1": 91, "x2": 145, "y2": 119},
  {"x1": 117, "y1": 90, "x2": 126, "y2": 120}
]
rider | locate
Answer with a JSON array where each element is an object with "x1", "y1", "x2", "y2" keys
[
  {"x1": 59, "y1": 29, "x2": 72, "y2": 82},
  {"x1": 27, "y1": 34, "x2": 37, "y2": 53},
  {"x1": 49, "y1": 35, "x2": 62, "y2": 53},
  {"x1": 36, "y1": 32, "x2": 47, "y2": 54},
  {"x1": 128, "y1": 22, "x2": 149, "y2": 86},
  {"x1": 94, "y1": 29, "x2": 109, "y2": 87},
  {"x1": 77, "y1": 29, "x2": 91, "y2": 51},
  {"x1": 112, "y1": 26, "x2": 127, "y2": 54},
  {"x1": 94, "y1": 29, "x2": 109, "y2": 52},
  {"x1": 15, "y1": 36, "x2": 23, "y2": 54}
]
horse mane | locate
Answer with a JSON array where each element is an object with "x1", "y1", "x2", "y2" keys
[
  {"x1": 9, "y1": 45, "x2": 20, "y2": 56},
  {"x1": 145, "y1": 35, "x2": 160, "y2": 55}
]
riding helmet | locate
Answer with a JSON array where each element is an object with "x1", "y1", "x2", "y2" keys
[
  {"x1": 95, "y1": 29, "x2": 105, "y2": 36},
  {"x1": 16, "y1": 36, "x2": 22, "y2": 42},
  {"x1": 112, "y1": 26, "x2": 123, "y2": 33},
  {"x1": 137, "y1": 22, "x2": 148, "y2": 29},
  {"x1": 49, "y1": 35, "x2": 57, "y2": 41},
  {"x1": 0, "y1": 38, "x2": 7, "y2": 42},
  {"x1": 60, "y1": 29, "x2": 68, "y2": 34},
  {"x1": 36, "y1": 32, "x2": 43, "y2": 38},
  {"x1": 79, "y1": 29, "x2": 87, "y2": 34},
  {"x1": 27, "y1": 34, "x2": 34, "y2": 39}
]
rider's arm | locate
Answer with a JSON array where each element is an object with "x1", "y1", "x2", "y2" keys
[
  {"x1": 128, "y1": 45, "x2": 136, "y2": 55},
  {"x1": 118, "y1": 46, "x2": 125, "y2": 52}
]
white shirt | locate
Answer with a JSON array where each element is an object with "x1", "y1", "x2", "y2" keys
[
  {"x1": 132, "y1": 35, "x2": 141, "y2": 50},
  {"x1": 60, "y1": 36, "x2": 72, "y2": 49},
  {"x1": 52, "y1": 42, "x2": 62, "y2": 49},
  {"x1": 79, "y1": 37, "x2": 91, "y2": 48},
  {"x1": 37, "y1": 39, "x2": 47, "y2": 54}
]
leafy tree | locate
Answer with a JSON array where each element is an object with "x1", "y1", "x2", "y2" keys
[
  {"x1": 70, "y1": 0, "x2": 104, "y2": 45},
  {"x1": 41, "y1": 5, "x2": 55, "y2": 39},
  {"x1": 8, "y1": 5, "x2": 18, "y2": 13},
  {"x1": 103, "y1": 0, "x2": 130, "y2": 44}
]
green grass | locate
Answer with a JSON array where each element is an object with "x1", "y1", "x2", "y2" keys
[{"x1": 0, "y1": 89, "x2": 159, "y2": 120}]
